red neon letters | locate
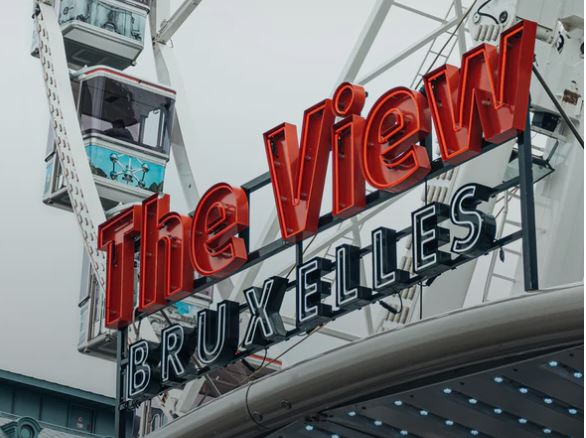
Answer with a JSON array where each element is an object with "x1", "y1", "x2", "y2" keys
[
  {"x1": 99, "y1": 185, "x2": 249, "y2": 329},
  {"x1": 99, "y1": 21, "x2": 537, "y2": 329},
  {"x1": 333, "y1": 114, "x2": 366, "y2": 217},
  {"x1": 191, "y1": 183, "x2": 249, "y2": 278},
  {"x1": 362, "y1": 87, "x2": 432, "y2": 192},
  {"x1": 98, "y1": 205, "x2": 142, "y2": 329},
  {"x1": 332, "y1": 82, "x2": 367, "y2": 218},
  {"x1": 423, "y1": 20, "x2": 536, "y2": 164},
  {"x1": 139, "y1": 194, "x2": 194, "y2": 316},
  {"x1": 264, "y1": 100, "x2": 335, "y2": 242}
]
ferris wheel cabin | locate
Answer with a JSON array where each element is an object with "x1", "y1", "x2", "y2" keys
[
  {"x1": 55, "y1": 0, "x2": 150, "y2": 69},
  {"x1": 43, "y1": 67, "x2": 176, "y2": 211}
]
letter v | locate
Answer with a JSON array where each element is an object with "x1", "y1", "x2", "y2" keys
[{"x1": 263, "y1": 99, "x2": 335, "y2": 242}]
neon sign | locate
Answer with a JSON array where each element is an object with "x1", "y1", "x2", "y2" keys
[{"x1": 98, "y1": 21, "x2": 537, "y2": 400}]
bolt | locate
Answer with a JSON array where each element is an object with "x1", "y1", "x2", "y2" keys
[
  {"x1": 280, "y1": 400, "x2": 292, "y2": 410},
  {"x1": 252, "y1": 411, "x2": 263, "y2": 423}
]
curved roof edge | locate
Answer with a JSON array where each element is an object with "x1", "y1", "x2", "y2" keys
[{"x1": 149, "y1": 287, "x2": 584, "y2": 438}]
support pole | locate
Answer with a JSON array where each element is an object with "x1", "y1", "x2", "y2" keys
[
  {"x1": 296, "y1": 241, "x2": 304, "y2": 267},
  {"x1": 518, "y1": 105, "x2": 539, "y2": 291},
  {"x1": 115, "y1": 328, "x2": 132, "y2": 438}
]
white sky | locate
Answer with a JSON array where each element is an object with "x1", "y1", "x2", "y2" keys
[{"x1": 0, "y1": 0, "x2": 472, "y2": 397}]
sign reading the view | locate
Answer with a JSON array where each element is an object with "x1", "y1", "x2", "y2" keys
[{"x1": 98, "y1": 21, "x2": 536, "y2": 401}]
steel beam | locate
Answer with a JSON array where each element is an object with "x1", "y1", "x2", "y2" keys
[
  {"x1": 152, "y1": 42, "x2": 200, "y2": 207},
  {"x1": 357, "y1": 15, "x2": 461, "y2": 85},
  {"x1": 453, "y1": 0, "x2": 468, "y2": 55},
  {"x1": 115, "y1": 328, "x2": 133, "y2": 438},
  {"x1": 156, "y1": 0, "x2": 203, "y2": 44},
  {"x1": 393, "y1": 2, "x2": 448, "y2": 24},
  {"x1": 335, "y1": 0, "x2": 395, "y2": 85}
]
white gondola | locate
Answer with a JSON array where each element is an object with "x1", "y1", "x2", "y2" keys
[
  {"x1": 58, "y1": 0, "x2": 150, "y2": 69},
  {"x1": 43, "y1": 66, "x2": 176, "y2": 211}
]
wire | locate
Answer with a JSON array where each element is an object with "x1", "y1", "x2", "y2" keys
[
  {"x1": 285, "y1": 232, "x2": 319, "y2": 279},
  {"x1": 476, "y1": 0, "x2": 499, "y2": 25},
  {"x1": 243, "y1": 348, "x2": 268, "y2": 374}
]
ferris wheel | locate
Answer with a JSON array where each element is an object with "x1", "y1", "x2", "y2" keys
[{"x1": 31, "y1": 0, "x2": 583, "y2": 436}]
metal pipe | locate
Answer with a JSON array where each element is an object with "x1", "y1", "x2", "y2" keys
[{"x1": 116, "y1": 328, "x2": 132, "y2": 438}]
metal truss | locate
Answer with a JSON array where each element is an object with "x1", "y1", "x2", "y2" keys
[{"x1": 35, "y1": 2, "x2": 107, "y2": 290}]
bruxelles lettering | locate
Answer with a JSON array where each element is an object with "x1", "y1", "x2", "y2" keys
[
  {"x1": 124, "y1": 182, "x2": 497, "y2": 399},
  {"x1": 97, "y1": 21, "x2": 536, "y2": 400}
]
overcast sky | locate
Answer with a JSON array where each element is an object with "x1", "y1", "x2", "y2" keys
[{"x1": 0, "y1": 0, "x2": 471, "y2": 397}]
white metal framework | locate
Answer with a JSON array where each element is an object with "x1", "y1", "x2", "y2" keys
[{"x1": 35, "y1": 2, "x2": 108, "y2": 291}]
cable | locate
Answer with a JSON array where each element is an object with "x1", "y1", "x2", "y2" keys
[
  {"x1": 243, "y1": 348, "x2": 268, "y2": 374},
  {"x1": 285, "y1": 232, "x2": 319, "y2": 279},
  {"x1": 476, "y1": 0, "x2": 499, "y2": 25}
]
